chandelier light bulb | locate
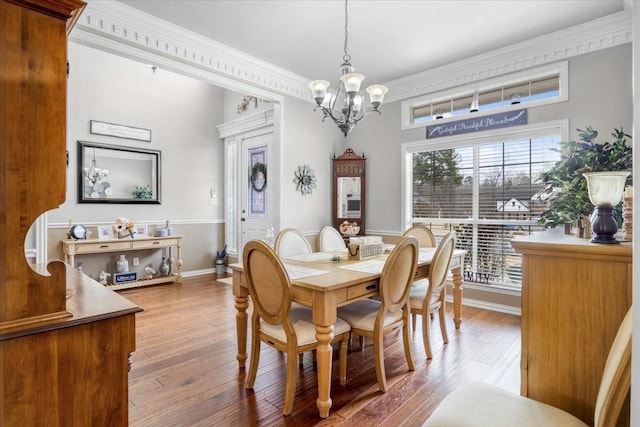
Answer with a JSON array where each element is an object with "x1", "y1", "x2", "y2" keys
[
  {"x1": 340, "y1": 73, "x2": 365, "y2": 94},
  {"x1": 366, "y1": 85, "x2": 388, "y2": 108},
  {"x1": 352, "y1": 95, "x2": 363, "y2": 114},
  {"x1": 308, "y1": 80, "x2": 330, "y2": 105}
]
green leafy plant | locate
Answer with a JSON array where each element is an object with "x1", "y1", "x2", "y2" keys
[
  {"x1": 537, "y1": 127, "x2": 632, "y2": 228},
  {"x1": 131, "y1": 185, "x2": 153, "y2": 200}
]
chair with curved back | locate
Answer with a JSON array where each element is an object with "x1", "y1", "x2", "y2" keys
[
  {"x1": 337, "y1": 235, "x2": 419, "y2": 392},
  {"x1": 408, "y1": 231, "x2": 456, "y2": 359},
  {"x1": 274, "y1": 228, "x2": 312, "y2": 258},
  {"x1": 402, "y1": 224, "x2": 436, "y2": 248},
  {"x1": 243, "y1": 240, "x2": 351, "y2": 416},
  {"x1": 318, "y1": 226, "x2": 347, "y2": 252},
  {"x1": 423, "y1": 306, "x2": 632, "y2": 427},
  {"x1": 402, "y1": 224, "x2": 436, "y2": 291}
]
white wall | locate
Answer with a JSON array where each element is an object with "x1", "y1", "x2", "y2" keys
[
  {"x1": 54, "y1": 43, "x2": 225, "y2": 224},
  {"x1": 48, "y1": 43, "x2": 227, "y2": 277},
  {"x1": 347, "y1": 44, "x2": 633, "y2": 236}
]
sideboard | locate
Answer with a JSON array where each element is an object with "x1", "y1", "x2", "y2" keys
[
  {"x1": 62, "y1": 235, "x2": 183, "y2": 290},
  {"x1": 511, "y1": 234, "x2": 631, "y2": 425}
]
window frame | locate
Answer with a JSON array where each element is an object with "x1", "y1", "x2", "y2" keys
[
  {"x1": 401, "y1": 119, "x2": 568, "y2": 290},
  {"x1": 400, "y1": 62, "x2": 568, "y2": 131}
]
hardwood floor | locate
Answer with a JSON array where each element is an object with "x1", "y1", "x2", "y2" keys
[{"x1": 120, "y1": 274, "x2": 521, "y2": 426}]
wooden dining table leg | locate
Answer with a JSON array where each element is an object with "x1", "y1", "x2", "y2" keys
[
  {"x1": 451, "y1": 264, "x2": 463, "y2": 329},
  {"x1": 313, "y1": 292, "x2": 336, "y2": 418},
  {"x1": 233, "y1": 269, "x2": 249, "y2": 368}
]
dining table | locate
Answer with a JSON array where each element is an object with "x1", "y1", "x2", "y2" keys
[{"x1": 230, "y1": 246, "x2": 466, "y2": 418}]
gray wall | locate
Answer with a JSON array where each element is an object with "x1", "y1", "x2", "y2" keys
[{"x1": 347, "y1": 44, "x2": 633, "y2": 236}]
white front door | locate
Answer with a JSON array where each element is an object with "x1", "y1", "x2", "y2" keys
[{"x1": 240, "y1": 131, "x2": 275, "y2": 251}]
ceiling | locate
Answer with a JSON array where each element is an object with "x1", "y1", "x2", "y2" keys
[{"x1": 119, "y1": 0, "x2": 626, "y2": 86}]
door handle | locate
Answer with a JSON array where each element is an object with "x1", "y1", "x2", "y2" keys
[{"x1": 241, "y1": 217, "x2": 246, "y2": 222}]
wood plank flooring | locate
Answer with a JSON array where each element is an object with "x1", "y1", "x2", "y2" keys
[{"x1": 119, "y1": 274, "x2": 521, "y2": 426}]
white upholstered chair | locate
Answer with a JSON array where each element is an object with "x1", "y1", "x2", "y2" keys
[
  {"x1": 243, "y1": 240, "x2": 351, "y2": 416},
  {"x1": 423, "y1": 306, "x2": 632, "y2": 427},
  {"x1": 408, "y1": 231, "x2": 456, "y2": 359},
  {"x1": 337, "y1": 236, "x2": 419, "y2": 392},
  {"x1": 318, "y1": 226, "x2": 346, "y2": 252},
  {"x1": 274, "y1": 228, "x2": 312, "y2": 258}
]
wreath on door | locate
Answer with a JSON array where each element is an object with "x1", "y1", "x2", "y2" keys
[{"x1": 250, "y1": 162, "x2": 267, "y2": 192}]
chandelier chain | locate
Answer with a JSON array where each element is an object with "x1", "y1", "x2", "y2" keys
[{"x1": 343, "y1": 0, "x2": 350, "y2": 63}]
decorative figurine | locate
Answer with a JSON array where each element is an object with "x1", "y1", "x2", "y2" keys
[
  {"x1": 99, "y1": 271, "x2": 111, "y2": 285},
  {"x1": 144, "y1": 265, "x2": 156, "y2": 279},
  {"x1": 113, "y1": 217, "x2": 136, "y2": 239}
]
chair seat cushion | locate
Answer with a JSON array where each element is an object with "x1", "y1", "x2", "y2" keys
[
  {"x1": 260, "y1": 306, "x2": 351, "y2": 346},
  {"x1": 337, "y1": 299, "x2": 403, "y2": 331},
  {"x1": 423, "y1": 382, "x2": 587, "y2": 427},
  {"x1": 408, "y1": 284, "x2": 439, "y2": 310}
]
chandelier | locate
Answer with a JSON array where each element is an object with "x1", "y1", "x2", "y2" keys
[
  {"x1": 308, "y1": 0, "x2": 388, "y2": 137},
  {"x1": 84, "y1": 149, "x2": 109, "y2": 186}
]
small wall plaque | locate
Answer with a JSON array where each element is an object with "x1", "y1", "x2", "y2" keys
[{"x1": 90, "y1": 120, "x2": 151, "y2": 142}]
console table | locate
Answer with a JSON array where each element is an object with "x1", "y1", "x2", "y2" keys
[{"x1": 62, "y1": 235, "x2": 183, "y2": 290}]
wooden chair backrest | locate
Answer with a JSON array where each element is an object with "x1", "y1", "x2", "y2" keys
[
  {"x1": 318, "y1": 226, "x2": 346, "y2": 252},
  {"x1": 274, "y1": 228, "x2": 312, "y2": 258},
  {"x1": 402, "y1": 224, "x2": 436, "y2": 248},
  {"x1": 594, "y1": 306, "x2": 632, "y2": 427},
  {"x1": 428, "y1": 232, "x2": 456, "y2": 298},
  {"x1": 243, "y1": 240, "x2": 292, "y2": 326},
  {"x1": 379, "y1": 236, "x2": 419, "y2": 313}
]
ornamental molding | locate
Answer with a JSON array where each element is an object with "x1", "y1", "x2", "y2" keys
[
  {"x1": 71, "y1": 2, "x2": 631, "y2": 104},
  {"x1": 385, "y1": 11, "x2": 631, "y2": 103}
]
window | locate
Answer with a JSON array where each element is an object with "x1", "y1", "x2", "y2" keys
[
  {"x1": 402, "y1": 121, "x2": 567, "y2": 289},
  {"x1": 401, "y1": 62, "x2": 568, "y2": 130}
]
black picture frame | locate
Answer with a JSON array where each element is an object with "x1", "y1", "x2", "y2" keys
[{"x1": 78, "y1": 141, "x2": 161, "y2": 204}]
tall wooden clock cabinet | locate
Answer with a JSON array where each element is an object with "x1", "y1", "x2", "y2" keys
[{"x1": 332, "y1": 148, "x2": 366, "y2": 237}]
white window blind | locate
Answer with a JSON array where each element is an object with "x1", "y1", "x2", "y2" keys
[
  {"x1": 409, "y1": 133, "x2": 561, "y2": 288},
  {"x1": 225, "y1": 140, "x2": 238, "y2": 256}
]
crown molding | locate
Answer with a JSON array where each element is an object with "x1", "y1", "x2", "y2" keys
[
  {"x1": 384, "y1": 11, "x2": 632, "y2": 103},
  {"x1": 216, "y1": 109, "x2": 275, "y2": 139},
  {"x1": 70, "y1": 2, "x2": 631, "y2": 105},
  {"x1": 69, "y1": 0, "x2": 312, "y2": 102}
]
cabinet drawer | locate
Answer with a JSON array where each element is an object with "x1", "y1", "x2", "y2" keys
[
  {"x1": 346, "y1": 280, "x2": 378, "y2": 300},
  {"x1": 75, "y1": 241, "x2": 132, "y2": 253},
  {"x1": 132, "y1": 238, "x2": 178, "y2": 249}
]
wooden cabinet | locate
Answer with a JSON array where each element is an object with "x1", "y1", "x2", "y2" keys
[
  {"x1": 0, "y1": 1, "x2": 143, "y2": 425},
  {"x1": 512, "y1": 234, "x2": 631, "y2": 425},
  {"x1": 62, "y1": 235, "x2": 183, "y2": 290},
  {"x1": 332, "y1": 148, "x2": 366, "y2": 237}
]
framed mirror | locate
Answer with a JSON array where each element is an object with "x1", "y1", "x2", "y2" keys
[
  {"x1": 78, "y1": 141, "x2": 161, "y2": 204},
  {"x1": 336, "y1": 177, "x2": 361, "y2": 218}
]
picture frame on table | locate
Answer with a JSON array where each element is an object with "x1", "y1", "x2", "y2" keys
[
  {"x1": 135, "y1": 224, "x2": 147, "y2": 238},
  {"x1": 97, "y1": 225, "x2": 113, "y2": 240}
]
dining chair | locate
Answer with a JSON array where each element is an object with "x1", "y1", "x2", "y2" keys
[
  {"x1": 423, "y1": 306, "x2": 632, "y2": 427},
  {"x1": 337, "y1": 235, "x2": 419, "y2": 392},
  {"x1": 274, "y1": 227, "x2": 312, "y2": 258},
  {"x1": 408, "y1": 231, "x2": 456, "y2": 359},
  {"x1": 402, "y1": 224, "x2": 436, "y2": 248},
  {"x1": 318, "y1": 225, "x2": 346, "y2": 252},
  {"x1": 243, "y1": 240, "x2": 351, "y2": 416}
]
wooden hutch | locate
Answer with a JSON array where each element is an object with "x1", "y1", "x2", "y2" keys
[{"x1": 0, "y1": 1, "x2": 142, "y2": 425}]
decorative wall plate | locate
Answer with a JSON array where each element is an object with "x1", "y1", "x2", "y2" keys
[{"x1": 294, "y1": 164, "x2": 317, "y2": 195}]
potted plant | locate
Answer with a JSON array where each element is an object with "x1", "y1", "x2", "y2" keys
[{"x1": 536, "y1": 127, "x2": 632, "y2": 229}]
